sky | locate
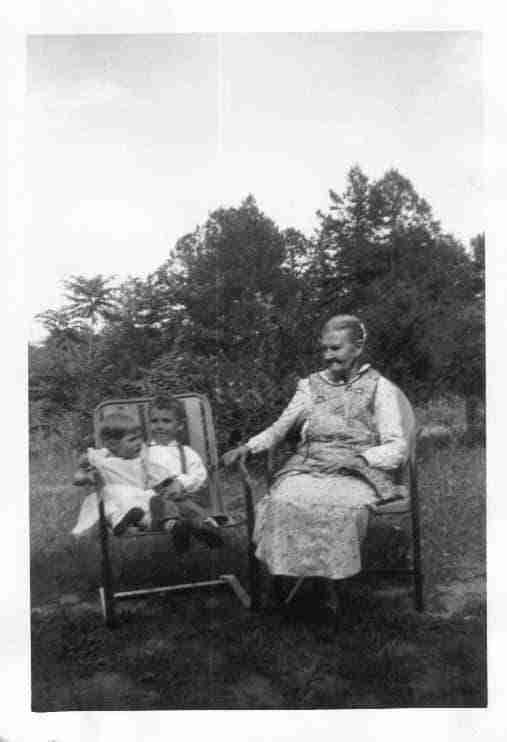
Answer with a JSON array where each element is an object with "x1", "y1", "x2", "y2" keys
[{"x1": 26, "y1": 32, "x2": 483, "y2": 342}]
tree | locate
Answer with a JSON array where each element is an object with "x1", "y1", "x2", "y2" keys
[
  {"x1": 470, "y1": 232, "x2": 485, "y2": 299},
  {"x1": 35, "y1": 308, "x2": 88, "y2": 357},
  {"x1": 29, "y1": 309, "x2": 89, "y2": 427},
  {"x1": 29, "y1": 174, "x2": 484, "y2": 447},
  {"x1": 156, "y1": 195, "x2": 291, "y2": 359},
  {"x1": 314, "y1": 167, "x2": 482, "y2": 414},
  {"x1": 63, "y1": 274, "x2": 119, "y2": 357},
  {"x1": 429, "y1": 234, "x2": 485, "y2": 439}
]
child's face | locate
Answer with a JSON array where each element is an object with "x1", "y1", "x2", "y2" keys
[
  {"x1": 108, "y1": 428, "x2": 144, "y2": 459},
  {"x1": 150, "y1": 407, "x2": 180, "y2": 445}
]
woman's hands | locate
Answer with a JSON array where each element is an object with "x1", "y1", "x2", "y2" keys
[
  {"x1": 222, "y1": 445, "x2": 250, "y2": 468},
  {"x1": 319, "y1": 454, "x2": 367, "y2": 475}
]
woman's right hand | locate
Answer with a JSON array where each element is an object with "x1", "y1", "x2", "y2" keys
[{"x1": 222, "y1": 445, "x2": 250, "y2": 468}]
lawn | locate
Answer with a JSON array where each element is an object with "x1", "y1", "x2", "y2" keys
[{"x1": 30, "y1": 406, "x2": 486, "y2": 710}]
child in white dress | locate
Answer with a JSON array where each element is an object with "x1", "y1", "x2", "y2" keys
[{"x1": 73, "y1": 413, "x2": 152, "y2": 535}]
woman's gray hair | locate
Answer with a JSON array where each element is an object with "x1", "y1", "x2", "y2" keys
[{"x1": 321, "y1": 315, "x2": 368, "y2": 345}]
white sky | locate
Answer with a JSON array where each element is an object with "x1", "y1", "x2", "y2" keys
[{"x1": 26, "y1": 32, "x2": 483, "y2": 341}]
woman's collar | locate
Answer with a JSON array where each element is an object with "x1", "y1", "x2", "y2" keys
[
  {"x1": 149, "y1": 439, "x2": 179, "y2": 447},
  {"x1": 319, "y1": 363, "x2": 371, "y2": 386}
]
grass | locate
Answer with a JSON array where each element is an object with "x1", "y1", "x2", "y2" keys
[
  {"x1": 414, "y1": 394, "x2": 470, "y2": 432},
  {"x1": 30, "y1": 408, "x2": 486, "y2": 710}
]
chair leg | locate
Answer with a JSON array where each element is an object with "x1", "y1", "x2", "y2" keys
[
  {"x1": 242, "y1": 473, "x2": 261, "y2": 610},
  {"x1": 248, "y1": 545, "x2": 262, "y2": 611},
  {"x1": 98, "y1": 501, "x2": 117, "y2": 628},
  {"x1": 284, "y1": 577, "x2": 305, "y2": 605},
  {"x1": 331, "y1": 580, "x2": 345, "y2": 633},
  {"x1": 409, "y1": 463, "x2": 424, "y2": 612},
  {"x1": 412, "y1": 520, "x2": 424, "y2": 612},
  {"x1": 413, "y1": 567, "x2": 424, "y2": 613}
]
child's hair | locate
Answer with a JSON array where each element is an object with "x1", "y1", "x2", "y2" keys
[
  {"x1": 151, "y1": 394, "x2": 185, "y2": 423},
  {"x1": 99, "y1": 413, "x2": 140, "y2": 443}
]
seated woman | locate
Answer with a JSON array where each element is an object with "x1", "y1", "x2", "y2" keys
[{"x1": 223, "y1": 314, "x2": 411, "y2": 612}]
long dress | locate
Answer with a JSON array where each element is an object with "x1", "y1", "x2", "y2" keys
[{"x1": 248, "y1": 365, "x2": 411, "y2": 580}]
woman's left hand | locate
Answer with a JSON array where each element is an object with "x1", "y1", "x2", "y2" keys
[{"x1": 222, "y1": 445, "x2": 249, "y2": 468}]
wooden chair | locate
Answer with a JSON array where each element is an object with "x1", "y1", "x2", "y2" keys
[
  {"x1": 92, "y1": 394, "x2": 258, "y2": 627},
  {"x1": 236, "y1": 386, "x2": 424, "y2": 612}
]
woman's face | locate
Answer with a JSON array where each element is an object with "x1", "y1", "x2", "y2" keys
[{"x1": 320, "y1": 329, "x2": 362, "y2": 381}]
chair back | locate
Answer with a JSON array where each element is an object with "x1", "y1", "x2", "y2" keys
[
  {"x1": 395, "y1": 386, "x2": 417, "y2": 466},
  {"x1": 374, "y1": 385, "x2": 417, "y2": 514},
  {"x1": 93, "y1": 393, "x2": 224, "y2": 515}
]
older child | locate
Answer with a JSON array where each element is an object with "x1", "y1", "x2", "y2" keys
[{"x1": 146, "y1": 395, "x2": 223, "y2": 549}]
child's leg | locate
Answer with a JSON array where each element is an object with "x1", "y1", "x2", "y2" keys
[
  {"x1": 176, "y1": 504, "x2": 224, "y2": 548},
  {"x1": 104, "y1": 485, "x2": 150, "y2": 534},
  {"x1": 149, "y1": 492, "x2": 181, "y2": 530},
  {"x1": 148, "y1": 493, "x2": 193, "y2": 551},
  {"x1": 149, "y1": 490, "x2": 224, "y2": 548},
  {"x1": 177, "y1": 498, "x2": 209, "y2": 524}
]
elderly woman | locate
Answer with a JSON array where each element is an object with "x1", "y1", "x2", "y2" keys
[{"x1": 223, "y1": 315, "x2": 411, "y2": 610}]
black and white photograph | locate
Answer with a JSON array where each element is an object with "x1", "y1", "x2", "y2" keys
[{"x1": 25, "y1": 29, "x2": 486, "y2": 714}]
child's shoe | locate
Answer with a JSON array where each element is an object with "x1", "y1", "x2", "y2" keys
[
  {"x1": 191, "y1": 521, "x2": 224, "y2": 549},
  {"x1": 113, "y1": 507, "x2": 145, "y2": 536}
]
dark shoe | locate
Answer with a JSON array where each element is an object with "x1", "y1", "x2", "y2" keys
[
  {"x1": 113, "y1": 507, "x2": 145, "y2": 536},
  {"x1": 191, "y1": 522, "x2": 224, "y2": 549},
  {"x1": 171, "y1": 521, "x2": 192, "y2": 554}
]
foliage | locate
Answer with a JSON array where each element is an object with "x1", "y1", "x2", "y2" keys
[
  {"x1": 29, "y1": 176, "x2": 484, "y2": 448},
  {"x1": 63, "y1": 274, "x2": 119, "y2": 329}
]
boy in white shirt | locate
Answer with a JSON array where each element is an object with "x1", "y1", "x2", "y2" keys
[{"x1": 146, "y1": 395, "x2": 223, "y2": 549}]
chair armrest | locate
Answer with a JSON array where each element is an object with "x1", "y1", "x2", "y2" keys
[
  {"x1": 367, "y1": 493, "x2": 406, "y2": 514},
  {"x1": 237, "y1": 456, "x2": 255, "y2": 505},
  {"x1": 235, "y1": 455, "x2": 259, "y2": 536}
]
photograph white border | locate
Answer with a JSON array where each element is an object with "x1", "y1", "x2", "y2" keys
[{"x1": 3, "y1": 1, "x2": 503, "y2": 740}]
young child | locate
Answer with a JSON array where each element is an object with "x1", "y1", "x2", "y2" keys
[
  {"x1": 146, "y1": 395, "x2": 223, "y2": 550},
  {"x1": 72, "y1": 413, "x2": 153, "y2": 536}
]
